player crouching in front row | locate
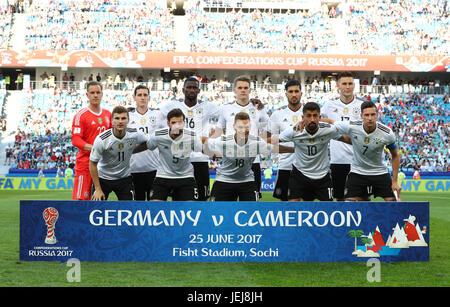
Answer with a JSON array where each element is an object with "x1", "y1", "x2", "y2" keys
[
  {"x1": 133, "y1": 110, "x2": 294, "y2": 202},
  {"x1": 133, "y1": 108, "x2": 206, "y2": 201},
  {"x1": 89, "y1": 106, "x2": 148, "y2": 201},
  {"x1": 273, "y1": 102, "x2": 352, "y2": 202},
  {"x1": 332, "y1": 101, "x2": 402, "y2": 201},
  {"x1": 290, "y1": 101, "x2": 401, "y2": 202},
  {"x1": 205, "y1": 112, "x2": 294, "y2": 202}
]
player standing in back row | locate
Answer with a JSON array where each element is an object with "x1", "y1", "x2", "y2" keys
[
  {"x1": 128, "y1": 85, "x2": 165, "y2": 200},
  {"x1": 71, "y1": 81, "x2": 112, "y2": 200},
  {"x1": 321, "y1": 71, "x2": 364, "y2": 201},
  {"x1": 268, "y1": 79, "x2": 303, "y2": 201}
]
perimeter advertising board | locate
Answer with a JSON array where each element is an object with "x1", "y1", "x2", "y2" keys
[{"x1": 1, "y1": 50, "x2": 448, "y2": 71}]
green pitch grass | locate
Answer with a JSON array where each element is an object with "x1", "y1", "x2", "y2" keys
[{"x1": 0, "y1": 190, "x2": 448, "y2": 287}]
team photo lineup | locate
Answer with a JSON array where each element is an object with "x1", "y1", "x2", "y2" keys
[
  {"x1": 0, "y1": 0, "x2": 448, "y2": 290},
  {"x1": 72, "y1": 72, "x2": 402, "y2": 203}
]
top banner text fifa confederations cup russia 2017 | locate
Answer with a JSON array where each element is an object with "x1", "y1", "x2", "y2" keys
[{"x1": 20, "y1": 201, "x2": 429, "y2": 263}]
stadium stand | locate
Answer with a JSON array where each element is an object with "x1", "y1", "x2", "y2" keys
[
  {"x1": 3, "y1": 0, "x2": 444, "y2": 55},
  {"x1": 378, "y1": 94, "x2": 449, "y2": 172},
  {"x1": 346, "y1": 0, "x2": 449, "y2": 56},
  {"x1": 186, "y1": 7, "x2": 339, "y2": 54},
  {"x1": 3, "y1": 83, "x2": 448, "y2": 176},
  {"x1": 23, "y1": 0, "x2": 175, "y2": 51},
  {"x1": 0, "y1": 3, "x2": 12, "y2": 49},
  {"x1": 0, "y1": 90, "x2": 7, "y2": 136}
]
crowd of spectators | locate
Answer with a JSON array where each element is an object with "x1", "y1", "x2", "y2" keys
[
  {"x1": 0, "y1": 90, "x2": 7, "y2": 137},
  {"x1": 346, "y1": 0, "x2": 449, "y2": 56},
  {"x1": 24, "y1": 0, "x2": 175, "y2": 51},
  {"x1": 4, "y1": 84, "x2": 448, "y2": 173},
  {"x1": 4, "y1": 129, "x2": 76, "y2": 172},
  {"x1": 0, "y1": 2, "x2": 12, "y2": 49},
  {"x1": 186, "y1": 6, "x2": 338, "y2": 54},
  {"x1": 0, "y1": 0, "x2": 447, "y2": 56},
  {"x1": 379, "y1": 93, "x2": 449, "y2": 172}
]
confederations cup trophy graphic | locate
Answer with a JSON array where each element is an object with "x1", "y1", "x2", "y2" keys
[{"x1": 43, "y1": 207, "x2": 59, "y2": 244}]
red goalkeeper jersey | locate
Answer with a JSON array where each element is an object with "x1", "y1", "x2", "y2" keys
[{"x1": 71, "y1": 107, "x2": 112, "y2": 173}]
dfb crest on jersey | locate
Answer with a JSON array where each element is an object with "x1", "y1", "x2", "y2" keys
[
  {"x1": 171, "y1": 141, "x2": 189, "y2": 158},
  {"x1": 352, "y1": 107, "x2": 360, "y2": 117},
  {"x1": 249, "y1": 107, "x2": 256, "y2": 118}
]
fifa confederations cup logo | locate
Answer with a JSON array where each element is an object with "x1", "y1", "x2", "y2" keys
[{"x1": 43, "y1": 207, "x2": 59, "y2": 244}]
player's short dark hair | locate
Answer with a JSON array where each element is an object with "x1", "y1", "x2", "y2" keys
[
  {"x1": 234, "y1": 111, "x2": 250, "y2": 123},
  {"x1": 112, "y1": 106, "x2": 129, "y2": 118},
  {"x1": 184, "y1": 77, "x2": 200, "y2": 88},
  {"x1": 233, "y1": 75, "x2": 251, "y2": 88},
  {"x1": 302, "y1": 102, "x2": 320, "y2": 114},
  {"x1": 337, "y1": 71, "x2": 354, "y2": 81},
  {"x1": 167, "y1": 108, "x2": 185, "y2": 121},
  {"x1": 361, "y1": 101, "x2": 377, "y2": 113},
  {"x1": 134, "y1": 84, "x2": 149, "y2": 96},
  {"x1": 285, "y1": 79, "x2": 301, "y2": 91},
  {"x1": 86, "y1": 81, "x2": 103, "y2": 91}
]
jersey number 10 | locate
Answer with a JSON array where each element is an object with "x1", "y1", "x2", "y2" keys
[{"x1": 306, "y1": 145, "x2": 317, "y2": 156}]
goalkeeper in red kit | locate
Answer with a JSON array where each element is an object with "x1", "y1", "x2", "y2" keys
[{"x1": 71, "y1": 81, "x2": 112, "y2": 200}]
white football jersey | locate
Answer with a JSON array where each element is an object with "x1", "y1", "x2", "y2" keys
[
  {"x1": 128, "y1": 108, "x2": 165, "y2": 173},
  {"x1": 279, "y1": 123, "x2": 341, "y2": 180},
  {"x1": 218, "y1": 101, "x2": 269, "y2": 163},
  {"x1": 321, "y1": 97, "x2": 364, "y2": 164},
  {"x1": 207, "y1": 134, "x2": 273, "y2": 183},
  {"x1": 159, "y1": 100, "x2": 219, "y2": 163},
  {"x1": 90, "y1": 128, "x2": 148, "y2": 180},
  {"x1": 334, "y1": 121, "x2": 397, "y2": 176},
  {"x1": 146, "y1": 128, "x2": 203, "y2": 179},
  {"x1": 268, "y1": 105, "x2": 303, "y2": 170}
]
